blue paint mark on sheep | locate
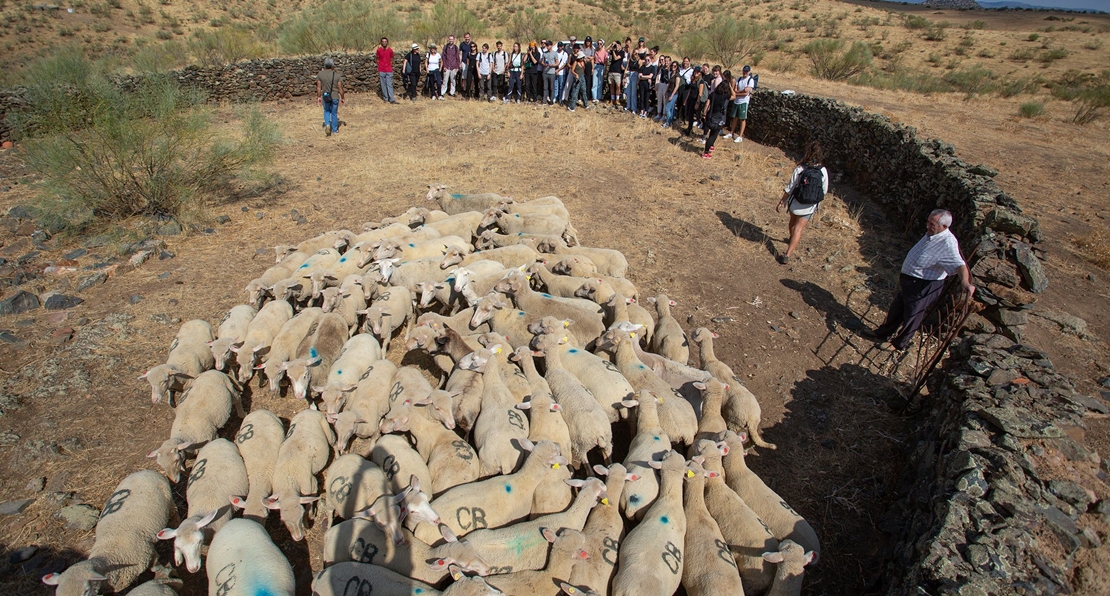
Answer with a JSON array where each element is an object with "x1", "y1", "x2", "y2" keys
[
  {"x1": 653, "y1": 435, "x2": 660, "y2": 441},
  {"x1": 541, "y1": 293, "x2": 553, "y2": 298},
  {"x1": 408, "y1": 243, "x2": 415, "y2": 247},
  {"x1": 339, "y1": 256, "x2": 347, "y2": 263},
  {"x1": 569, "y1": 349, "x2": 579, "y2": 354},
  {"x1": 629, "y1": 495, "x2": 641, "y2": 504},
  {"x1": 505, "y1": 484, "x2": 512, "y2": 493},
  {"x1": 451, "y1": 193, "x2": 464, "y2": 199},
  {"x1": 336, "y1": 369, "x2": 343, "y2": 375},
  {"x1": 660, "y1": 516, "x2": 669, "y2": 524},
  {"x1": 310, "y1": 348, "x2": 318, "y2": 358}
]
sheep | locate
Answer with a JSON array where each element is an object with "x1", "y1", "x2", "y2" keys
[
  {"x1": 268, "y1": 275, "x2": 309, "y2": 304},
  {"x1": 535, "y1": 237, "x2": 628, "y2": 278},
  {"x1": 574, "y1": 277, "x2": 639, "y2": 306},
  {"x1": 458, "y1": 477, "x2": 605, "y2": 573},
  {"x1": 333, "y1": 360, "x2": 398, "y2": 453},
  {"x1": 440, "y1": 244, "x2": 540, "y2": 270},
  {"x1": 469, "y1": 294, "x2": 537, "y2": 350},
  {"x1": 290, "y1": 247, "x2": 342, "y2": 280},
  {"x1": 426, "y1": 184, "x2": 507, "y2": 214},
  {"x1": 157, "y1": 438, "x2": 248, "y2": 573},
  {"x1": 526, "y1": 262, "x2": 593, "y2": 299},
  {"x1": 203, "y1": 518, "x2": 295, "y2": 596},
  {"x1": 281, "y1": 312, "x2": 349, "y2": 402},
  {"x1": 389, "y1": 365, "x2": 436, "y2": 408},
  {"x1": 550, "y1": 255, "x2": 597, "y2": 277},
  {"x1": 441, "y1": 575, "x2": 503, "y2": 596},
  {"x1": 532, "y1": 335, "x2": 612, "y2": 469},
  {"x1": 646, "y1": 295, "x2": 690, "y2": 365},
  {"x1": 230, "y1": 409, "x2": 284, "y2": 523},
  {"x1": 620, "y1": 322, "x2": 710, "y2": 407},
  {"x1": 680, "y1": 458, "x2": 745, "y2": 596},
  {"x1": 459, "y1": 347, "x2": 531, "y2": 477},
  {"x1": 350, "y1": 223, "x2": 418, "y2": 266},
  {"x1": 311, "y1": 562, "x2": 440, "y2": 596},
  {"x1": 481, "y1": 530, "x2": 590, "y2": 596},
  {"x1": 496, "y1": 196, "x2": 570, "y2": 220},
  {"x1": 411, "y1": 440, "x2": 568, "y2": 544},
  {"x1": 318, "y1": 248, "x2": 372, "y2": 285},
  {"x1": 246, "y1": 259, "x2": 301, "y2": 307},
  {"x1": 495, "y1": 271, "x2": 605, "y2": 349},
  {"x1": 322, "y1": 519, "x2": 488, "y2": 583},
  {"x1": 377, "y1": 257, "x2": 453, "y2": 294},
  {"x1": 568, "y1": 464, "x2": 639, "y2": 596},
  {"x1": 375, "y1": 234, "x2": 472, "y2": 263},
  {"x1": 594, "y1": 328, "x2": 697, "y2": 446},
  {"x1": 512, "y1": 350, "x2": 571, "y2": 461},
  {"x1": 380, "y1": 391, "x2": 481, "y2": 495},
  {"x1": 452, "y1": 265, "x2": 519, "y2": 307},
  {"x1": 41, "y1": 470, "x2": 174, "y2": 596},
  {"x1": 690, "y1": 328, "x2": 777, "y2": 450},
  {"x1": 371, "y1": 434, "x2": 435, "y2": 497},
  {"x1": 319, "y1": 284, "x2": 367, "y2": 333},
  {"x1": 481, "y1": 210, "x2": 579, "y2": 246},
  {"x1": 360, "y1": 285, "x2": 414, "y2": 353},
  {"x1": 425, "y1": 210, "x2": 486, "y2": 240},
  {"x1": 530, "y1": 327, "x2": 634, "y2": 423},
  {"x1": 692, "y1": 438, "x2": 777, "y2": 595},
  {"x1": 140, "y1": 319, "x2": 215, "y2": 406},
  {"x1": 762, "y1": 540, "x2": 817, "y2": 596},
  {"x1": 694, "y1": 378, "x2": 729, "y2": 443},
  {"x1": 315, "y1": 334, "x2": 382, "y2": 409},
  {"x1": 265, "y1": 408, "x2": 335, "y2": 541},
  {"x1": 475, "y1": 229, "x2": 550, "y2": 249},
  {"x1": 305, "y1": 269, "x2": 342, "y2": 302},
  {"x1": 720, "y1": 430, "x2": 820, "y2": 562},
  {"x1": 126, "y1": 578, "x2": 182, "y2": 596},
  {"x1": 284, "y1": 230, "x2": 352, "y2": 256},
  {"x1": 208, "y1": 304, "x2": 257, "y2": 373},
  {"x1": 259, "y1": 307, "x2": 323, "y2": 392},
  {"x1": 598, "y1": 294, "x2": 653, "y2": 347},
  {"x1": 320, "y1": 454, "x2": 390, "y2": 528},
  {"x1": 147, "y1": 370, "x2": 243, "y2": 483},
  {"x1": 404, "y1": 324, "x2": 483, "y2": 429},
  {"x1": 610, "y1": 451, "x2": 689, "y2": 596},
  {"x1": 273, "y1": 246, "x2": 311, "y2": 267},
  {"x1": 474, "y1": 332, "x2": 532, "y2": 402},
  {"x1": 617, "y1": 391, "x2": 670, "y2": 521}
]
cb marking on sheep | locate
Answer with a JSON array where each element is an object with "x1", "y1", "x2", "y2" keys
[
  {"x1": 456, "y1": 506, "x2": 488, "y2": 531},
  {"x1": 779, "y1": 500, "x2": 799, "y2": 515},
  {"x1": 758, "y1": 517, "x2": 773, "y2": 536},
  {"x1": 601, "y1": 536, "x2": 620, "y2": 566},
  {"x1": 389, "y1": 382, "x2": 404, "y2": 403},
  {"x1": 286, "y1": 423, "x2": 297, "y2": 440},
  {"x1": 715, "y1": 539, "x2": 737, "y2": 568},
  {"x1": 379, "y1": 292, "x2": 391, "y2": 302},
  {"x1": 100, "y1": 488, "x2": 131, "y2": 518},
  {"x1": 507, "y1": 410, "x2": 526, "y2": 431},
  {"x1": 220, "y1": 311, "x2": 232, "y2": 325},
  {"x1": 487, "y1": 566, "x2": 512, "y2": 574},
  {"x1": 214, "y1": 562, "x2": 237, "y2": 596},
  {"x1": 351, "y1": 538, "x2": 379, "y2": 563},
  {"x1": 236, "y1": 423, "x2": 254, "y2": 444},
  {"x1": 452, "y1": 440, "x2": 475, "y2": 461},
  {"x1": 330, "y1": 476, "x2": 353, "y2": 504},
  {"x1": 382, "y1": 455, "x2": 400, "y2": 481},
  {"x1": 170, "y1": 338, "x2": 179, "y2": 352},
  {"x1": 189, "y1": 458, "x2": 208, "y2": 486},
  {"x1": 359, "y1": 365, "x2": 376, "y2": 381},
  {"x1": 662, "y1": 541, "x2": 683, "y2": 574},
  {"x1": 602, "y1": 360, "x2": 619, "y2": 374},
  {"x1": 343, "y1": 577, "x2": 373, "y2": 596}
]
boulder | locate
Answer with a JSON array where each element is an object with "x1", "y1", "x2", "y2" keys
[
  {"x1": 43, "y1": 295, "x2": 83, "y2": 310},
  {"x1": 0, "y1": 290, "x2": 39, "y2": 315},
  {"x1": 1012, "y1": 243, "x2": 1047, "y2": 293}
]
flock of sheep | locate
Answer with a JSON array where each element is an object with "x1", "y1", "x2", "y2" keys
[{"x1": 43, "y1": 186, "x2": 820, "y2": 596}]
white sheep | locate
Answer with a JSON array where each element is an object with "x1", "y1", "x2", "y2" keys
[
  {"x1": 616, "y1": 391, "x2": 670, "y2": 521},
  {"x1": 495, "y1": 272, "x2": 605, "y2": 349},
  {"x1": 125, "y1": 578, "x2": 182, "y2": 596},
  {"x1": 311, "y1": 562, "x2": 440, "y2": 596},
  {"x1": 42, "y1": 470, "x2": 173, "y2": 596},
  {"x1": 426, "y1": 184, "x2": 507, "y2": 214},
  {"x1": 230, "y1": 409, "x2": 284, "y2": 522},
  {"x1": 568, "y1": 464, "x2": 639, "y2": 595},
  {"x1": 610, "y1": 451, "x2": 689, "y2": 596},
  {"x1": 319, "y1": 284, "x2": 366, "y2": 333},
  {"x1": 425, "y1": 210, "x2": 485, "y2": 240},
  {"x1": 208, "y1": 304, "x2": 257, "y2": 373},
  {"x1": 157, "y1": 438, "x2": 248, "y2": 573},
  {"x1": 332, "y1": 360, "x2": 398, "y2": 453},
  {"x1": 459, "y1": 347, "x2": 531, "y2": 477},
  {"x1": 315, "y1": 333, "x2": 381, "y2": 405},
  {"x1": 598, "y1": 294, "x2": 653, "y2": 347},
  {"x1": 230, "y1": 299, "x2": 293, "y2": 385},
  {"x1": 512, "y1": 350, "x2": 572, "y2": 464},
  {"x1": 320, "y1": 453, "x2": 391, "y2": 528},
  {"x1": 204, "y1": 518, "x2": 295, "y2": 596},
  {"x1": 246, "y1": 257, "x2": 302, "y2": 307},
  {"x1": 322, "y1": 519, "x2": 489, "y2": 583},
  {"x1": 280, "y1": 312, "x2": 349, "y2": 402},
  {"x1": 440, "y1": 244, "x2": 540, "y2": 270},
  {"x1": 532, "y1": 336, "x2": 612, "y2": 469},
  {"x1": 535, "y1": 237, "x2": 628, "y2": 278},
  {"x1": 694, "y1": 378, "x2": 729, "y2": 443},
  {"x1": 475, "y1": 229, "x2": 550, "y2": 249},
  {"x1": 762, "y1": 539, "x2": 817, "y2": 596},
  {"x1": 681, "y1": 458, "x2": 745, "y2": 596},
  {"x1": 371, "y1": 434, "x2": 435, "y2": 497},
  {"x1": 550, "y1": 255, "x2": 597, "y2": 277},
  {"x1": 139, "y1": 319, "x2": 215, "y2": 406},
  {"x1": 529, "y1": 324, "x2": 635, "y2": 423},
  {"x1": 379, "y1": 391, "x2": 481, "y2": 495},
  {"x1": 481, "y1": 529, "x2": 590, "y2": 596},
  {"x1": 574, "y1": 276, "x2": 639, "y2": 306},
  {"x1": 360, "y1": 285, "x2": 413, "y2": 353},
  {"x1": 646, "y1": 294, "x2": 690, "y2": 365},
  {"x1": 377, "y1": 256, "x2": 453, "y2": 294},
  {"x1": 265, "y1": 408, "x2": 335, "y2": 541},
  {"x1": 690, "y1": 328, "x2": 777, "y2": 450},
  {"x1": 147, "y1": 370, "x2": 243, "y2": 483},
  {"x1": 375, "y1": 234, "x2": 472, "y2": 262},
  {"x1": 496, "y1": 196, "x2": 570, "y2": 220},
  {"x1": 480, "y1": 210, "x2": 578, "y2": 246},
  {"x1": 259, "y1": 307, "x2": 324, "y2": 392}
]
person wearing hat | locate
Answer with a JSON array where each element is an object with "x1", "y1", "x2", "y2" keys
[
  {"x1": 316, "y1": 57, "x2": 345, "y2": 137},
  {"x1": 725, "y1": 65, "x2": 755, "y2": 143},
  {"x1": 541, "y1": 40, "x2": 559, "y2": 104},
  {"x1": 376, "y1": 37, "x2": 397, "y2": 104},
  {"x1": 403, "y1": 43, "x2": 422, "y2": 101},
  {"x1": 568, "y1": 48, "x2": 589, "y2": 111},
  {"x1": 581, "y1": 36, "x2": 595, "y2": 102},
  {"x1": 425, "y1": 43, "x2": 442, "y2": 100}
]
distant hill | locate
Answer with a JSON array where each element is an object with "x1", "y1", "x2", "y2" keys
[
  {"x1": 976, "y1": 1, "x2": 1106, "y2": 11},
  {"x1": 923, "y1": 0, "x2": 981, "y2": 9}
]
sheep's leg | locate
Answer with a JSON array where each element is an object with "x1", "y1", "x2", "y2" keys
[{"x1": 748, "y1": 421, "x2": 777, "y2": 450}]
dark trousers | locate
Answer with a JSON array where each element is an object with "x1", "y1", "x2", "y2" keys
[
  {"x1": 404, "y1": 72, "x2": 419, "y2": 99},
  {"x1": 874, "y1": 274, "x2": 947, "y2": 350},
  {"x1": 584, "y1": 63, "x2": 594, "y2": 101},
  {"x1": 637, "y1": 80, "x2": 651, "y2": 113},
  {"x1": 507, "y1": 71, "x2": 523, "y2": 100},
  {"x1": 705, "y1": 125, "x2": 722, "y2": 152},
  {"x1": 526, "y1": 71, "x2": 541, "y2": 101},
  {"x1": 425, "y1": 70, "x2": 442, "y2": 97}
]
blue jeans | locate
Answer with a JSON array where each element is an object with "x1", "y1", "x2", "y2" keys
[
  {"x1": 592, "y1": 65, "x2": 605, "y2": 101},
  {"x1": 554, "y1": 71, "x2": 565, "y2": 104},
  {"x1": 626, "y1": 72, "x2": 638, "y2": 113},
  {"x1": 379, "y1": 72, "x2": 395, "y2": 102},
  {"x1": 664, "y1": 94, "x2": 678, "y2": 126},
  {"x1": 322, "y1": 97, "x2": 339, "y2": 132}
]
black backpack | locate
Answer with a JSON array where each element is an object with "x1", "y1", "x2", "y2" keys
[{"x1": 791, "y1": 165, "x2": 825, "y2": 206}]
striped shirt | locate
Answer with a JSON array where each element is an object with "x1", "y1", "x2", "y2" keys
[{"x1": 901, "y1": 228, "x2": 965, "y2": 280}]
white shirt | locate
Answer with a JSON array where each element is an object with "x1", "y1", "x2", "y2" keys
[
  {"x1": 784, "y1": 165, "x2": 829, "y2": 217},
  {"x1": 556, "y1": 50, "x2": 568, "y2": 72},
  {"x1": 427, "y1": 53, "x2": 441, "y2": 71},
  {"x1": 679, "y1": 67, "x2": 694, "y2": 84},
  {"x1": 902, "y1": 228, "x2": 965, "y2": 280},
  {"x1": 734, "y1": 75, "x2": 755, "y2": 105}
]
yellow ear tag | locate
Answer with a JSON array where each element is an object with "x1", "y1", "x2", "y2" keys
[
  {"x1": 601, "y1": 497, "x2": 610, "y2": 506},
  {"x1": 629, "y1": 333, "x2": 636, "y2": 339},
  {"x1": 563, "y1": 321, "x2": 570, "y2": 327},
  {"x1": 686, "y1": 470, "x2": 695, "y2": 478},
  {"x1": 526, "y1": 275, "x2": 532, "y2": 281},
  {"x1": 494, "y1": 347, "x2": 502, "y2": 354},
  {"x1": 561, "y1": 336, "x2": 568, "y2": 343},
  {"x1": 552, "y1": 463, "x2": 561, "y2": 469}
]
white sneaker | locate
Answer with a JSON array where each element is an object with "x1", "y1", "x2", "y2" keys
[
  {"x1": 723, "y1": 133, "x2": 733, "y2": 139},
  {"x1": 734, "y1": 136, "x2": 743, "y2": 143}
]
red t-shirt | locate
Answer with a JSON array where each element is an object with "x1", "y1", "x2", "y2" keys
[{"x1": 376, "y1": 47, "x2": 394, "y2": 73}]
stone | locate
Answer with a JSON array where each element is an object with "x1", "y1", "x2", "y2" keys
[
  {"x1": 0, "y1": 290, "x2": 40, "y2": 315},
  {"x1": 0, "y1": 499, "x2": 33, "y2": 515},
  {"x1": 62, "y1": 248, "x2": 87, "y2": 260},
  {"x1": 58, "y1": 504, "x2": 99, "y2": 530},
  {"x1": 0, "y1": 331, "x2": 20, "y2": 344},
  {"x1": 1062, "y1": 393, "x2": 1108, "y2": 415},
  {"x1": 986, "y1": 369, "x2": 1020, "y2": 387},
  {"x1": 25, "y1": 477, "x2": 45, "y2": 493},
  {"x1": 0, "y1": 237, "x2": 32, "y2": 257},
  {"x1": 158, "y1": 250, "x2": 175, "y2": 260},
  {"x1": 985, "y1": 209, "x2": 1040, "y2": 240},
  {"x1": 43, "y1": 295, "x2": 83, "y2": 310},
  {"x1": 986, "y1": 284, "x2": 1037, "y2": 309},
  {"x1": 974, "y1": 258, "x2": 1022, "y2": 288},
  {"x1": 990, "y1": 308, "x2": 1027, "y2": 328},
  {"x1": 1047, "y1": 480, "x2": 1094, "y2": 510},
  {"x1": 1036, "y1": 506, "x2": 1081, "y2": 553},
  {"x1": 977, "y1": 407, "x2": 1063, "y2": 439},
  {"x1": 1032, "y1": 310, "x2": 1087, "y2": 337},
  {"x1": 76, "y1": 271, "x2": 107, "y2": 291},
  {"x1": 150, "y1": 313, "x2": 181, "y2": 325},
  {"x1": 8, "y1": 545, "x2": 37, "y2": 564},
  {"x1": 964, "y1": 313, "x2": 995, "y2": 334},
  {"x1": 241, "y1": 206, "x2": 249, "y2": 212},
  {"x1": 7, "y1": 205, "x2": 34, "y2": 219},
  {"x1": 256, "y1": 212, "x2": 265, "y2": 219},
  {"x1": 49, "y1": 328, "x2": 73, "y2": 346},
  {"x1": 1101, "y1": 376, "x2": 1110, "y2": 389},
  {"x1": 956, "y1": 468, "x2": 989, "y2": 498},
  {"x1": 154, "y1": 221, "x2": 182, "y2": 236},
  {"x1": 129, "y1": 294, "x2": 144, "y2": 305},
  {"x1": 216, "y1": 215, "x2": 231, "y2": 224},
  {"x1": 1013, "y1": 243, "x2": 1048, "y2": 293}
]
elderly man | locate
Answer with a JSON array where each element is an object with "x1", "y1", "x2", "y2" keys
[{"x1": 860, "y1": 209, "x2": 976, "y2": 350}]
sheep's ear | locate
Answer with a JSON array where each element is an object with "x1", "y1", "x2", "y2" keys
[
  {"x1": 626, "y1": 473, "x2": 641, "y2": 482},
  {"x1": 550, "y1": 403, "x2": 562, "y2": 412},
  {"x1": 620, "y1": 399, "x2": 639, "y2": 409},
  {"x1": 648, "y1": 460, "x2": 663, "y2": 470},
  {"x1": 693, "y1": 382, "x2": 706, "y2": 390},
  {"x1": 692, "y1": 455, "x2": 706, "y2": 465},
  {"x1": 592, "y1": 464, "x2": 609, "y2": 476},
  {"x1": 645, "y1": 297, "x2": 657, "y2": 304},
  {"x1": 41, "y1": 573, "x2": 61, "y2": 586},
  {"x1": 515, "y1": 402, "x2": 532, "y2": 410},
  {"x1": 439, "y1": 524, "x2": 458, "y2": 543},
  {"x1": 229, "y1": 496, "x2": 247, "y2": 510},
  {"x1": 540, "y1": 527, "x2": 558, "y2": 543},
  {"x1": 299, "y1": 495, "x2": 321, "y2": 504},
  {"x1": 157, "y1": 528, "x2": 177, "y2": 540},
  {"x1": 565, "y1": 479, "x2": 585, "y2": 488},
  {"x1": 762, "y1": 551, "x2": 785, "y2": 564},
  {"x1": 429, "y1": 558, "x2": 451, "y2": 571},
  {"x1": 146, "y1": 449, "x2": 159, "y2": 458},
  {"x1": 717, "y1": 441, "x2": 730, "y2": 456},
  {"x1": 804, "y1": 551, "x2": 817, "y2": 565},
  {"x1": 263, "y1": 496, "x2": 281, "y2": 510},
  {"x1": 517, "y1": 437, "x2": 536, "y2": 452},
  {"x1": 669, "y1": 300, "x2": 677, "y2": 306},
  {"x1": 196, "y1": 509, "x2": 220, "y2": 528}
]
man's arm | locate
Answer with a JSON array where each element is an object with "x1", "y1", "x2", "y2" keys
[{"x1": 957, "y1": 264, "x2": 976, "y2": 296}]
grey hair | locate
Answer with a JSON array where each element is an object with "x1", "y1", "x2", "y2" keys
[
  {"x1": 930, "y1": 209, "x2": 953, "y2": 228},
  {"x1": 324, "y1": 57, "x2": 335, "y2": 68}
]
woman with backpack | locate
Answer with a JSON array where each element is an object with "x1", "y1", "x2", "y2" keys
[
  {"x1": 775, "y1": 141, "x2": 829, "y2": 264},
  {"x1": 701, "y1": 70, "x2": 733, "y2": 159}
]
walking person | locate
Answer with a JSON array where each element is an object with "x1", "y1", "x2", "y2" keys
[
  {"x1": 492, "y1": 41, "x2": 508, "y2": 101},
  {"x1": 402, "y1": 43, "x2": 421, "y2": 101},
  {"x1": 476, "y1": 43, "x2": 493, "y2": 101},
  {"x1": 859, "y1": 209, "x2": 976, "y2": 350},
  {"x1": 725, "y1": 65, "x2": 755, "y2": 142},
  {"x1": 316, "y1": 57, "x2": 345, "y2": 136},
  {"x1": 375, "y1": 38, "x2": 397, "y2": 104},
  {"x1": 774, "y1": 141, "x2": 828, "y2": 263},
  {"x1": 459, "y1": 32, "x2": 474, "y2": 98},
  {"x1": 526, "y1": 41, "x2": 542, "y2": 102},
  {"x1": 441, "y1": 34, "x2": 460, "y2": 98},
  {"x1": 592, "y1": 39, "x2": 607, "y2": 103},
  {"x1": 542, "y1": 40, "x2": 558, "y2": 104},
  {"x1": 701, "y1": 70, "x2": 732, "y2": 158},
  {"x1": 425, "y1": 44, "x2": 443, "y2": 99},
  {"x1": 507, "y1": 42, "x2": 524, "y2": 103}
]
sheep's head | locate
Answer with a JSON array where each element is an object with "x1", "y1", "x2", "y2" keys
[
  {"x1": 207, "y1": 338, "x2": 242, "y2": 372},
  {"x1": 147, "y1": 438, "x2": 195, "y2": 484},
  {"x1": 458, "y1": 349, "x2": 491, "y2": 373},
  {"x1": 440, "y1": 248, "x2": 465, "y2": 269},
  {"x1": 535, "y1": 237, "x2": 564, "y2": 253},
  {"x1": 41, "y1": 561, "x2": 107, "y2": 596},
  {"x1": 375, "y1": 259, "x2": 400, "y2": 283},
  {"x1": 270, "y1": 278, "x2": 303, "y2": 302},
  {"x1": 282, "y1": 353, "x2": 323, "y2": 402},
  {"x1": 263, "y1": 493, "x2": 319, "y2": 542},
  {"x1": 319, "y1": 287, "x2": 342, "y2": 313},
  {"x1": 425, "y1": 183, "x2": 448, "y2": 202},
  {"x1": 138, "y1": 365, "x2": 192, "y2": 405},
  {"x1": 470, "y1": 295, "x2": 506, "y2": 328},
  {"x1": 319, "y1": 382, "x2": 357, "y2": 416},
  {"x1": 478, "y1": 208, "x2": 502, "y2": 228},
  {"x1": 690, "y1": 327, "x2": 719, "y2": 343},
  {"x1": 763, "y1": 539, "x2": 817, "y2": 573},
  {"x1": 333, "y1": 411, "x2": 366, "y2": 454},
  {"x1": 231, "y1": 343, "x2": 267, "y2": 384},
  {"x1": 418, "y1": 390, "x2": 457, "y2": 430},
  {"x1": 274, "y1": 245, "x2": 296, "y2": 263},
  {"x1": 355, "y1": 492, "x2": 411, "y2": 546},
  {"x1": 261, "y1": 359, "x2": 287, "y2": 392},
  {"x1": 493, "y1": 271, "x2": 525, "y2": 295},
  {"x1": 406, "y1": 325, "x2": 439, "y2": 352},
  {"x1": 157, "y1": 509, "x2": 219, "y2": 573},
  {"x1": 374, "y1": 240, "x2": 402, "y2": 261}
]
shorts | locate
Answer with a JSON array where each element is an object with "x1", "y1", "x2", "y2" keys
[
  {"x1": 729, "y1": 101, "x2": 749, "y2": 120},
  {"x1": 788, "y1": 198, "x2": 817, "y2": 220},
  {"x1": 608, "y1": 72, "x2": 623, "y2": 86}
]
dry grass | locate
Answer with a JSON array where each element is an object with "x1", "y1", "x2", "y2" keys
[{"x1": 1072, "y1": 230, "x2": 1110, "y2": 270}]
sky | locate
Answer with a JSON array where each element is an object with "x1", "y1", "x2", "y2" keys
[{"x1": 890, "y1": 0, "x2": 1108, "y2": 11}]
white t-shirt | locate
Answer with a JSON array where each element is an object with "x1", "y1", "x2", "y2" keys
[
  {"x1": 901, "y1": 229, "x2": 966, "y2": 280},
  {"x1": 427, "y1": 53, "x2": 441, "y2": 71},
  {"x1": 734, "y1": 75, "x2": 755, "y2": 105},
  {"x1": 784, "y1": 165, "x2": 829, "y2": 216}
]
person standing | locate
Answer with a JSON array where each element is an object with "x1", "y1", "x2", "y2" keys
[
  {"x1": 375, "y1": 38, "x2": 396, "y2": 104},
  {"x1": 476, "y1": 43, "x2": 493, "y2": 101},
  {"x1": 316, "y1": 58, "x2": 345, "y2": 136},
  {"x1": 682, "y1": 68, "x2": 703, "y2": 136},
  {"x1": 726, "y1": 65, "x2": 755, "y2": 143},
  {"x1": 775, "y1": 141, "x2": 828, "y2": 263},
  {"x1": 625, "y1": 50, "x2": 640, "y2": 114},
  {"x1": 663, "y1": 61, "x2": 681, "y2": 127},
  {"x1": 701, "y1": 71, "x2": 732, "y2": 158},
  {"x1": 581, "y1": 36, "x2": 594, "y2": 102},
  {"x1": 655, "y1": 55, "x2": 671, "y2": 121},
  {"x1": 492, "y1": 41, "x2": 508, "y2": 101},
  {"x1": 860, "y1": 209, "x2": 976, "y2": 350},
  {"x1": 607, "y1": 42, "x2": 624, "y2": 105},
  {"x1": 459, "y1": 32, "x2": 474, "y2": 98},
  {"x1": 592, "y1": 40, "x2": 607, "y2": 104},
  {"x1": 507, "y1": 42, "x2": 524, "y2": 103},
  {"x1": 442, "y1": 34, "x2": 460, "y2": 98},
  {"x1": 402, "y1": 43, "x2": 421, "y2": 101},
  {"x1": 541, "y1": 40, "x2": 559, "y2": 104},
  {"x1": 554, "y1": 42, "x2": 569, "y2": 105},
  {"x1": 526, "y1": 41, "x2": 542, "y2": 102},
  {"x1": 425, "y1": 44, "x2": 442, "y2": 100}
]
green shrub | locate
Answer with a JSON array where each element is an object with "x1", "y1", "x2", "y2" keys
[
  {"x1": 278, "y1": 0, "x2": 410, "y2": 53},
  {"x1": 1018, "y1": 101, "x2": 1043, "y2": 118},
  {"x1": 1083, "y1": 39, "x2": 1103, "y2": 51},
  {"x1": 1074, "y1": 83, "x2": 1110, "y2": 124},
  {"x1": 922, "y1": 24, "x2": 947, "y2": 41},
  {"x1": 680, "y1": 16, "x2": 764, "y2": 69},
  {"x1": 1038, "y1": 48, "x2": 1068, "y2": 63},
  {"x1": 963, "y1": 20, "x2": 985, "y2": 30},
  {"x1": 904, "y1": 15, "x2": 930, "y2": 30},
  {"x1": 1008, "y1": 48, "x2": 1034, "y2": 61},
  {"x1": 410, "y1": 0, "x2": 482, "y2": 47},
  {"x1": 804, "y1": 39, "x2": 872, "y2": 81},
  {"x1": 190, "y1": 26, "x2": 270, "y2": 67},
  {"x1": 1027, "y1": 33, "x2": 1039, "y2": 41},
  {"x1": 943, "y1": 64, "x2": 997, "y2": 97},
  {"x1": 505, "y1": 7, "x2": 554, "y2": 43}
]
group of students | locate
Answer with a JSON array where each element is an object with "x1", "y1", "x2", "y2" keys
[{"x1": 390, "y1": 34, "x2": 756, "y2": 158}]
